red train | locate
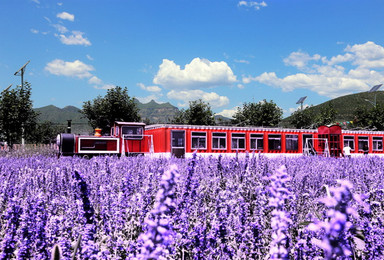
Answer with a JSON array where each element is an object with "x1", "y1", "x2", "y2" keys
[{"x1": 56, "y1": 121, "x2": 384, "y2": 157}]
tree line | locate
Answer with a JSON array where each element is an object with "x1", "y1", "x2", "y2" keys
[{"x1": 2, "y1": 84, "x2": 384, "y2": 145}]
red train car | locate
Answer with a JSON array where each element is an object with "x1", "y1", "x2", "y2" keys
[
  {"x1": 56, "y1": 122, "x2": 384, "y2": 158},
  {"x1": 57, "y1": 122, "x2": 153, "y2": 157}
]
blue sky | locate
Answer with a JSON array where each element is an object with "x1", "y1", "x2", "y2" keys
[{"x1": 1, "y1": 0, "x2": 384, "y2": 118}]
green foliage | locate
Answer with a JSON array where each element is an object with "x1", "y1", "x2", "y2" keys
[
  {"x1": 353, "y1": 104, "x2": 384, "y2": 130},
  {"x1": 82, "y1": 86, "x2": 141, "y2": 133},
  {"x1": 232, "y1": 99, "x2": 283, "y2": 127},
  {"x1": 171, "y1": 99, "x2": 216, "y2": 125},
  {"x1": 0, "y1": 83, "x2": 38, "y2": 146},
  {"x1": 27, "y1": 121, "x2": 66, "y2": 144},
  {"x1": 290, "y1": 106, "x2": 315, "y2": 129},
  {"x1": 314, "y1": 102, "x2": 337, "y2": 127}
]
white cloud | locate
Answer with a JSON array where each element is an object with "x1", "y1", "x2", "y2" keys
[
  {"x1": 57, "y1": 12, "x2": 74, "y2": 22},
  {"x1": 58, "y1": 31, "x2": 91, "y2": 46},
  {"x1": 138, "y1": 83, "x2": 162, "y2": 93},
  {"x1": 30, "y1": 29, "x2": 39, "y2": 34},
  {"x1": 136, "y1": 95, "x2": 164, "y2": 104},
  {"x1": 345, "y1": 41, "x2": 384, "y2": 68},
  {"x1": 243, "y1": 41, "x2": 384, "y2": 98},
  {"x1": 238, "y1": 1, "x2": 267, "y2": 10},
  {"x1": 88, "y1": 76, "x2": 102, "y2": 85},
  {"x1": 153, "y1": 58, "x2": 237, "y2": 90},
  {"x1": 234, "y1": 59, "x2": 250, "y2": 64},
  {"x1": 52, "y1": 24, "x2": 68, "y2": 34},
  {"x1": 216, "y1": 107, "x2": 239, "y2": 119},
  {"x1": 167, "y1": 89, "x2": 229, "y2": 108},
  {"x1": 45, "y1": 59, "x2": 94, "y2": 78},
  {"x1": 283, "y1": 51, "x2": 321, "y2": 69},
  {"x1": 86, "y1": 54, "x2": 94, "y2": 61},
  {"x1": 94, "y1": 84, "x2": 115, "y2": 90}
]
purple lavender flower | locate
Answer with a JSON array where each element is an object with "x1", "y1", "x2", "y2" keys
[
  {"x1": 308, "y1": 180, "x2": 356, "y2": 259},
  {"x1": 267, "y1": 165, "x2": 293, "y2": 260},
  {"x1": 138, "y1": 165, "x2": 179, "y2": 259},
  {"x1": 0, "y1": 198, "x2": 22, "y2": 260}
]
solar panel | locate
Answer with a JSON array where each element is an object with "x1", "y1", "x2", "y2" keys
[
  {"x1": 296, "y1": 96, "x2": 307, "y2": 104},
  {"x1": 369, "y1": 84, "x2": 382, "y2": 92}
]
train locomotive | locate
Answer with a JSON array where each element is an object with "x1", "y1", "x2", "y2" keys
[{"x1": 56, "y1": 121, "x2": 384, "y2": 158}]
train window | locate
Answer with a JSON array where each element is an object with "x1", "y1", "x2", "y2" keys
[
  {"x1": 191, "y1": 132, "x2": 207, "y2": 149},
  {"x1": 122, "y1": 126, "x2": 143, "y2": 139},
  {"x1": 358, "y1": 136, "x2": 369, "y2": 151},
  {"x1": 343, "y1": 136, "x2": 355, "y2": 151},
  {"x1": 231, "y1": 133, "x2": 246, "y2": 149},
  {"x1": 286, "y1": 134, "x2": 298, "y2": 151},
  {"x1": 268, "y1": 134, "x2": 281, "y2": 151},
  {"x1": 250, "y1": 134, "x2": 264, "y2": 150},
  {"x1": 212, "y1": 132, "x2": 226, "y2": 149},
  {"x1": 373, "y1": 137, "x2": 383, "y2": 151},
  {"x1": 172, "y1": 131, "x2": 185, "y2": 148}
]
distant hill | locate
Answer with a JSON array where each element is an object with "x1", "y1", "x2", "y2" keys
[
  {"x1": 134, "y1": 99, "x2": 179, "y2": 123},
  {"x1": 34, "y1": 99, "x2": 181, "y2": 134},
  {"x1": 36, "y1": 92, "x2": 384, "y2": 133},
  {"x1": 35, "y1": 105, "x2": 92, "y2": 134},
  {"x1": 282, "y1": 91, "x2": 384, "y2": 127}
]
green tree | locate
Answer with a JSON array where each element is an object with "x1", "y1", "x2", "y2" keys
[
  {"x1": 370, "y1": 104, "x2": 384, "y2": 130},
  {"x1": 27, "y1": 121, "x2": 65, "y2": 144},
  {"x1": 315, "y1": 102, "x2": 337, "y2": 126},
  {"x1": 0, "y1": 82, "x2": 38, "y2": 146},
  {"x1": 353, "y1": 106, "x2": 372, "y2": 128},
  {"x1": 82, "y1": 86, "x2": 141, "y2": 134},
  {"x1": 171, "y1": 99, "x2": 215, "y2": 125},
  {"x1": 232, "y1": 99, "x2": 283, "y2": 127},
  {"x1": 290, "y1": 106, "x2": 315, "y2": 129},
  {"x1": 354, "y1": 104, "x2": 384, "y2": 130}
]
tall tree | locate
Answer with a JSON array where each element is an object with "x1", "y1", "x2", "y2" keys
[
  {"x1": 315, "y1": 102, "x2": 337, "y2": 126},
  {"x1": 290, "y1": 106, "x2": 315, "y2": 129},
  {"x1": 232, "y1": 99, "x2": 283, "y2": 127},
  {"x1": 171, "y1": 99, "x2": 215, "y2": 125},
  {"x1": 354, "y1": 104, "x2": 384, "y2": 130},
  {"x1": 82, "y1": 86, "x2": 141, "y2": 133},
  {"x1": 27, "y1": 121, "x2": 65, "y2": 144},
  {"x1": 0, "y1": 82, "x2": 38, "y2": 146}
]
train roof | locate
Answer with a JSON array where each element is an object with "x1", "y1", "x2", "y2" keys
[
  {"x1": 145, "y1": 124, "x2": 316, "y2": 133},
  {"x1": 114, "y1": 121, "x2": 146, "y2": 126},
  {"x1": 145, "y1": 124, "x2": 384, "y2": 135}
]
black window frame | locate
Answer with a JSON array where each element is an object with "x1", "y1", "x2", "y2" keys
[
  {"x1": 231, "y1": 133, "x2": 246, "y2": 150},
  {"x1": 268, "y1": 134, "x2": 281, "y2": 151},
  {"x1": 250, "y1": 133, "x2": 264, "y2": 151},
  {"x1": 343, "y1": 136, "x2": 355, "y2": 151},
  {"x1": 121, "y1": 126, "x2": 143, "y2": 140},
  {"x1": 285, "y1": 134, "x2": 299, "y2": 151},
  {"x1": 212, "y1": 132, "x2": 227, "y2": 150},
  {"x1": 191, "y1": 132, "x2": 207, "y2": 150},
  {"x1": 373, "y1": 136, "x2": 383, "y2": 151}
]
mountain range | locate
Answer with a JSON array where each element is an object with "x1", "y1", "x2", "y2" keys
[
  {"x1": 34, "y1": 91, "x2": 384, "y2": 134},
  {"x1": 34, "y1": 99, "x2": 180, "y2": 134}
]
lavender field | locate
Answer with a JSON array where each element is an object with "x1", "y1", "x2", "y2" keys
[{"x1": 0, "y1": 154, "x2": 383, "y2": 259}]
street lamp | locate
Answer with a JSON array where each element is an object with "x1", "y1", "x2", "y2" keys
[
  {"x1": 14, "y1": 61, "x2": 30, "y2": 146},
  {"x1": 14, "y1": 60, "x2": 30, "y2": 88},
  {"x1": 296, "y1": 96, "x2": 307, "y2": 110},
  {"x1": 367, "y1": 84, "x2": 382, "y2": 107}
]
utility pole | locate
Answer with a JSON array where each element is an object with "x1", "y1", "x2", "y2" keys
[{"x1": 14, "y1": 61, "x2": 30, "y2": 146}]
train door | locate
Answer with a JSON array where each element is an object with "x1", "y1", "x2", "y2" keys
[
  {"x1": 317, "y1": 125, "x2": 342, "y2": 157},
  {"x1": 171, "y1": 130, "x2": 185, "y2": 158}
]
